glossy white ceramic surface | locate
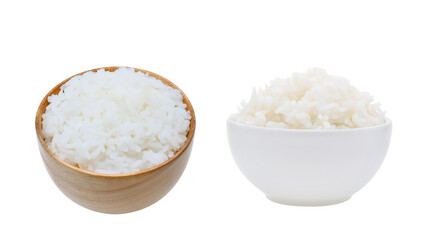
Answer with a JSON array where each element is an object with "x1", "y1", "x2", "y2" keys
[{"x1": 227, "y1": 118, "x2": 392, "y2": 206}]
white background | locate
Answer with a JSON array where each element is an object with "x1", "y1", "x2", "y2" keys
[{"x1": 1, "y1": 0, "x2": 427, "y2": 239}]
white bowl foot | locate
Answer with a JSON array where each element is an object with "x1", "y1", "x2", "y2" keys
[{"x1": 266, "y1": 195, "x2": 352, "y2": 206}]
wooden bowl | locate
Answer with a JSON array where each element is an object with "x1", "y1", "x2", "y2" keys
[{"x1": 35, "y1": 67, "x2": 196, "y2": 214}]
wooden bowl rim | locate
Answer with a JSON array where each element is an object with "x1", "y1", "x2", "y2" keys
[{"x1": 35, "y1": 66, "x2": 196, "y2": 178}]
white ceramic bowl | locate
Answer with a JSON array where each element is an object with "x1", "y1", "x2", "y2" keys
[{"x1": 227, "y1": 118, "x2": 392, "y2": 206}]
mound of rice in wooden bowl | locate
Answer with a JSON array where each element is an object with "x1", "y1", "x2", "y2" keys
[{"x1": 35, "y1": 66, "x2": 196, "y2": 214}]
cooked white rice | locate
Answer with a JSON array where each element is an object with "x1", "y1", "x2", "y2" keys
[
  {"x1": 42, "y1": 67, "x2": 191, "y2": 174},
  {"x1": 231, "y1": 68, "x2": 385, "y2": 129}
]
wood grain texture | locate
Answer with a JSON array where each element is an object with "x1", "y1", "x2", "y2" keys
[{"x1": 35, "y1": 67, "x2": 196, "y2": 214}]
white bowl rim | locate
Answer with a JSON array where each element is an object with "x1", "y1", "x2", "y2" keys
[{"x1": 227, "y1": 117, "x2": 392, "y2": 134}]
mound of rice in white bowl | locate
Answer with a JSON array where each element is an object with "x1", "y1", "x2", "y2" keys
[
  {"x1": 231, "y1": 68, "x2": 385, "y2": 129},
  {"x1": 42, "y1": 67, "x2": 191, "y2": 174}
]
